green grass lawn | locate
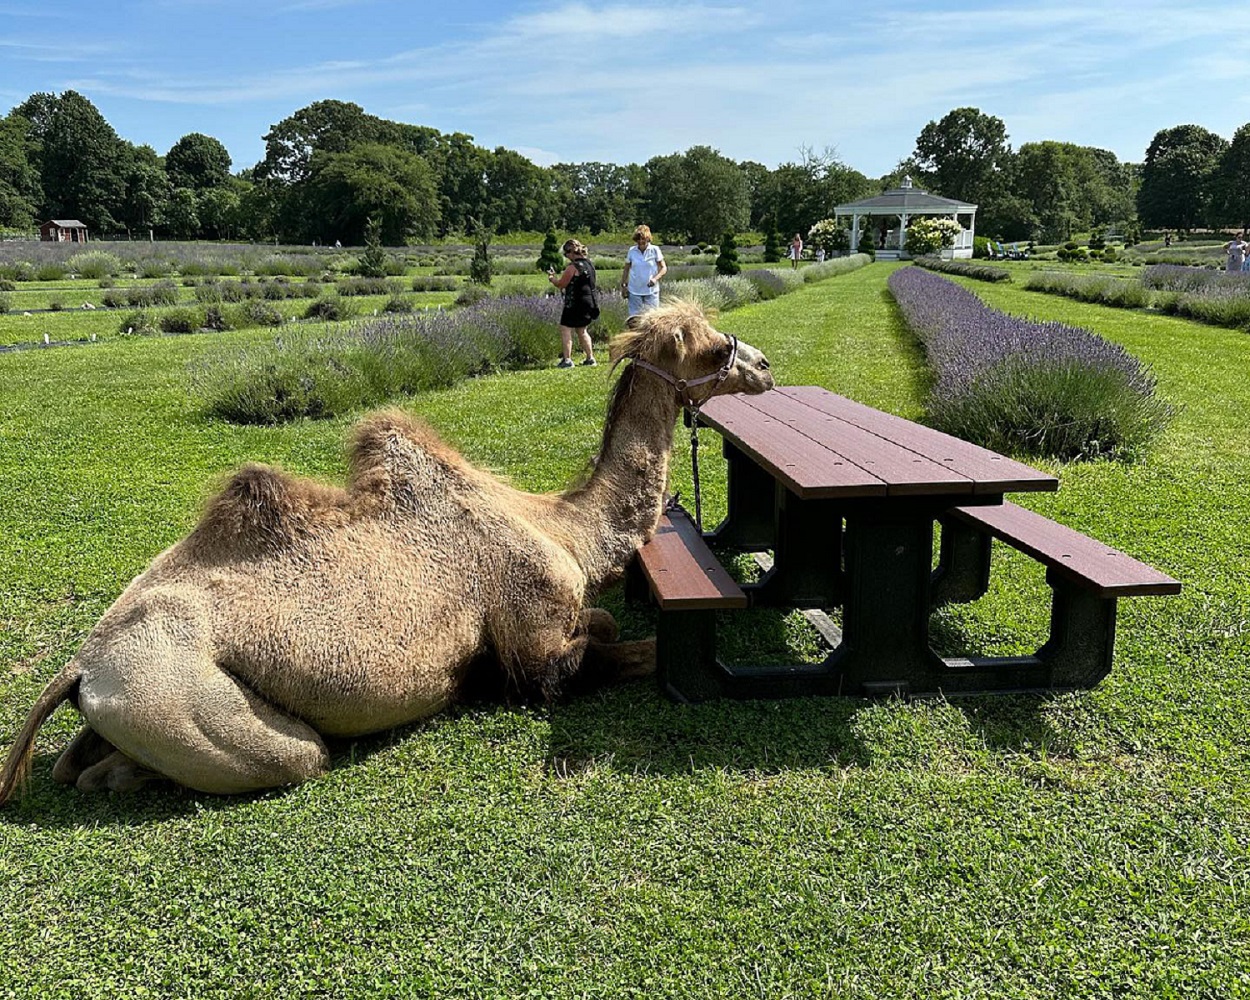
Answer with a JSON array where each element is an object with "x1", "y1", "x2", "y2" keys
[{"x1": 0, "y1": 264, "x2": 1247, "y2": 997}]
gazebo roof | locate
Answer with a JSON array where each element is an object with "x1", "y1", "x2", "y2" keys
[{"x1": 836, "y1": 177, "x2": 976, "y2": 215}]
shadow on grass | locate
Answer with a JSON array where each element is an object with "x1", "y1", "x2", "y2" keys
[{"x1": 547, "y1": 680, "x2": 873, "y2": 775}]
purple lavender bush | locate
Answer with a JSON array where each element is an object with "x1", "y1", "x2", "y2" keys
[
  {"x1": 190, "y1": 292, "x2": 628, "y2": 423},
  {"x1": 889, "y1": 267, "x2": 1174, "y2": 461}
]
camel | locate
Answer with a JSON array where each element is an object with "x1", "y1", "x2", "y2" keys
[{"x1": 0, "y1": 300, "x2": 774, "y2": 803}]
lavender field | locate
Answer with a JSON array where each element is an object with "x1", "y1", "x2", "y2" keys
[{"x1": 889, "y1": 266, "x2": 1174, "y2": 460}]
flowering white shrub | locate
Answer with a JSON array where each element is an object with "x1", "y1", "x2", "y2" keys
[
  {"x1": 905, "y1": 217, "x2": 963, "y2": 256},
  {"x1": 807, "y1": 218, "x2": 850, "y2": 256}
]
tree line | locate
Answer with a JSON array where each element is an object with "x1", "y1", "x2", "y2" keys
[{"x1": 0, "y1": 93, "x2": 1244, "y2": 245}]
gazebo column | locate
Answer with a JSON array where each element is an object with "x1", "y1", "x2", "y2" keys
[
  {"x1": 851, "y1": 214, "x2": 860, "y2": 253},
  {"x1": 900, "y1": 213, "x2": 910, "y2": 252}
]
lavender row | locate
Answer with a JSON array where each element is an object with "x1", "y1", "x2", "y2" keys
[{"x1": 888, "y1": 267, "x2": 1173, "y2": 461}]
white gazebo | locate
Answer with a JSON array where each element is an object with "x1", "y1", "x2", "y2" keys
[{"x1": 835, "y1": 177, "x2": 976, "y2": 260}]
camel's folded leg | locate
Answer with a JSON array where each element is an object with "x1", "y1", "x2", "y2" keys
[
  {"x1": 583, "y1": 637, "x2": 656, "y2": 681},
  {"x1": 74, "y1": 749, "x2": 162, "y2": 793},
  {"x1": 79, "y1": 591, "x2": 331, "y2": 797},
  {"x1": 52, "y1": 725, "x2": 118, "y2": 785},
  {"x1": 579, "y1": 608, "x2": 620, "y2": 644}
]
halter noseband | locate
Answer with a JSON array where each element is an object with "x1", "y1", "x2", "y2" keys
[{"x1": 629, "y1": 334, "x2": 739, "y2": 407}]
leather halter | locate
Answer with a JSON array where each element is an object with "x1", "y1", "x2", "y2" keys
[
  {"x1": 629, "y1": 335, "x2": 739, "y2": 407},
  {"x1": 629, "y1": 334, "x2": 739, "y2": 531}
]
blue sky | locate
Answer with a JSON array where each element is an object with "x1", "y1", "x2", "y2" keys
[{"x1": 3, "y1": 0, "x2": 1248, "y2": 177}]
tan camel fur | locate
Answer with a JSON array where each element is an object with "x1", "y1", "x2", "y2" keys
[{"x1": 0, "y1": 301, "x2": 773, "y2": 802}]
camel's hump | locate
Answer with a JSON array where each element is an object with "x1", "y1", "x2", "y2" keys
[{"x1": 194, "y1": 463, "x2": 353, "y2": 551}]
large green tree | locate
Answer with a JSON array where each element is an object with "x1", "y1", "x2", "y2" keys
[
  {"x1": 913, "y1": 107, "x2": 1011, "y2": 203},
  {"x1": 0, "y1": 112, "x2": 40, "y2": 228},
  {"x1": 303, "y1": 142, "x2": 439, "y2": 244},
  {"x1": 16, "y1": 90, "x2": 127, "y2": 230},
  {"x1": 1137, "y1": 124, "x2": 1228, "y2": 231},
  {"x1": 645, "y1": 145, "x2": 749, "y2": 242},
  {"x1": 482, "y1": 147, "x2": 558, "y2": 233},
  {"x1": 1213, "y1": 123, "x2": 1250, "y2": 230},
  {"x1": 165, "y1": 132, "x2": 232, "y2": 191},
  {"x1": 756, "y1": 148, "x2": 872, "y2": 239},
  {"x1": 117, "y1": 143, "x2": 171, "y2": 238}
]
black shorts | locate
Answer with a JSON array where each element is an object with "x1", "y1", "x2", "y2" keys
[{"x1": 560, "y1": 304, "x2": 599, "y2": 328}]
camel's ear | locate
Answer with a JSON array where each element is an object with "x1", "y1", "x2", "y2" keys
[{"x1": 625, "y1": 314, "x2": 643, "y2": 330}]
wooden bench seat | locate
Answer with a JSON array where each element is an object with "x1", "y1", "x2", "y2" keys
[
  {"x1": 636, "y1": 510, "x2": 747, "y2": 610},
  {"x1": 949, "y1": 502, "x2": 1181, "y2": 597},
  {"x1": 932, "y1": 501, "x2": 1181, "y2": 692}
]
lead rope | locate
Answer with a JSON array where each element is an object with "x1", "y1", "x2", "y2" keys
[{"x1": 687, "y1": 404, "x2": 704, "y2": 532}]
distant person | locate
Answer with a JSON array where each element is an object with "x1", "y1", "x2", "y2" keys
[
  {"x1": 1223, "y1": 235, "x2": 1248, "y2": 273},
  {"x1": 547, "y1": 238, "x2": 598, "y2": 367},
  {"x1": 334, "y1": 239, "x2": 342, "y2": 249},
  {"x1": 788, "y1": 233, "x2": 803, "y2": 269},
  {"x1": 621, "y1": 224, "x2": 667, "y2": 316},
  {"x1": 1163, "y1": 232, "x2": 1172, "y2": 248},
  {"x1": 814, "y1": 247, "x2": 826, "y2": 264}
]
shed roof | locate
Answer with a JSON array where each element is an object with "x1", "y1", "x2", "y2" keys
[
  {"x1": 44, "y1": 219, "x2": 88, "y2": 228},
  {"x1": 836, "y1": 177, "x2": 976, "y2": 215}
]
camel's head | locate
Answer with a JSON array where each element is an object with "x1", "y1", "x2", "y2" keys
[{"x1": 608, "y1": 299, "x2": 774, "y2": 401}]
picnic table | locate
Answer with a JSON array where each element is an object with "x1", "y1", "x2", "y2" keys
[{"x1": 630, "y1": 386, "x2": 1180, "y2": 702}]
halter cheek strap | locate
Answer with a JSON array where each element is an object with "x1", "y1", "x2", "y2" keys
[{"x1": 629, "y1": 335, "x2": 738, "y2": 532}]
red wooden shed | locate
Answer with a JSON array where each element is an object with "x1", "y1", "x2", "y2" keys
[{"x1": 39, "y1": 219, "x2": 89, "y2": 243}]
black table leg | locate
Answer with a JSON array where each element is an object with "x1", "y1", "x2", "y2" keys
[
  {"x1": 706, "y1": 442, "x2": 776, "y2": 550},
  {"x1": 744, "y1": 486, "x2": 843, "y2": 609},
  {"x1": 833, "y1": 504, "x2": 946, "y2": 692}
]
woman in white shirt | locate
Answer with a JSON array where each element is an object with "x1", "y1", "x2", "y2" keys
[{"x1": 620, "y1": 224, "x2": 667, "y2": 317}]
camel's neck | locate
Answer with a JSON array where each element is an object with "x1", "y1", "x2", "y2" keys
[{"x1": 556, "y1": 366, "x2": 682, "y2": 591}]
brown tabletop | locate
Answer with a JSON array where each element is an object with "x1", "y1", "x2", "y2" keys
[{"x1": 698, "y1": 386, "x2": 1058, "y2": 499}]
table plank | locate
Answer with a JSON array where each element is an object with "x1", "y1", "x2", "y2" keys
[
  {"x1": 696, "y1": 393, "x2": 887, "y2": 497},
  {"x1": 717, "y1": 391, "x2": 975, "y2": 496},
  {"x1": 773, "y1": 387, "x2": 1058, "y2": 494}
]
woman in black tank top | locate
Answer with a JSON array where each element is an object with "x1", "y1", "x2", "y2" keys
[{"x1": 546, "y1": 239, "x2": 599, "y2": 367}]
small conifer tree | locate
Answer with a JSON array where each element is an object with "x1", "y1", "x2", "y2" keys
[
  {"x1": 537, "y1": 230, "x2": 562, "y2": 272},
  {"x1": 855, "y1": 234, "x2": 875, "y2": 260},
  {"x1": 763, "y1": 230, "x2": 781, "y2": 263},
  {"x1": 468, "y1": 217, "x2": 493, "y2": 286},
  {"x1": 358, "y1": 217, "x2": 389, "y2": 278},
  {"x1": 715, "y1": 231, "x2": 741, "y2": 276}
]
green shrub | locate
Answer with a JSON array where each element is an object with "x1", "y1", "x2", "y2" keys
[
  {"x1": 0, "y1": 292, "x2": 10, "y2": 314},
  {"x1": 69, "y1": 251, "x2": 121, "y2": 280},
  {"x1": 412, "y1": 275, "x2": 459, "y2": 292},
  {"x1": 337, "y1": 277, "x2": 398, "y2": 297},
  {"x1": 231, "y1": 300, "x2": 285, "y2": 328},
  {"x1": 304, "y1": 295, "x2": 356, "y2": 322},
  {"x1": 0, "y1": 279, "x2": 15, "y2": 291},
  {"x1": 382, "y1": 295, "x2": 416, "y2": 313},
  {"x1": 762, "y1": 230, "x2": 782, "y2": 263},
  {"x1": 201, "y1": 305, "x2": 232, "y2": 331},
  {"x1": 456, "y1": 284, "x2": 489, "y2": 307},
  {"x1": 800, "y1": 254, "x2": 872, "y2": 282},
  {"x1": 118, "y1": 310, "x2": 160, "y2": 336},
  {"x1": 913, "y1": 258, "x2": 1011, "y2": 283},
  {"x1": 537, "y1": 231, "x2": 563, "y2": 272},
  {"x1": 126, "y1": 281, "x2": 179, "y2": 307},
  {"x1": 160, "y1": 307, "x2": 203, "y2": 333},
  {"x1": 138, "y1": 260, "x2": 170, "y2": 279},
  {"x1": 34, "y1": 263, "x2": 67, "y2": 281},
  {"x1": 0, "y1": 262, "x2": 33, "y2": 281},
  {"x1": 714, "y1": 231, "x2": 741, "y2": 276},
  {"x1": 48, "y1": 298, "x2": 64, "y2": 311}
]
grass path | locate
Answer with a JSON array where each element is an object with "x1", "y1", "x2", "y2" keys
[{"x1": 0, "y1": 266, "x2": 1246, "y2": 997}]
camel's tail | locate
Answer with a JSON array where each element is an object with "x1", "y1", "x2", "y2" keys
[{"x1": 0, "y1": 660, "x2": 82, "y2": 807}]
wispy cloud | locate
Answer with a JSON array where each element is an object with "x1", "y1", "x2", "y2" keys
[{"x1": 6, "y1": 0, "x2": 1250, "y2": 175}]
